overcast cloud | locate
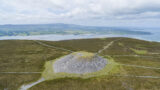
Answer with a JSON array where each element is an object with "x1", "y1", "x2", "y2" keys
[{"x1": 0, "y1": 0, "x2": 160, "y2": 27}]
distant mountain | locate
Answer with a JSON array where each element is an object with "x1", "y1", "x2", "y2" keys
[{"x1": 0, "y1": 23, "x2": 152, "y2": 36}]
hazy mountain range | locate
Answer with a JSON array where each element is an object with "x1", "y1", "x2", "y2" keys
[{"x1": 0, "y1": 23, "x2": 152, "y2": 36}]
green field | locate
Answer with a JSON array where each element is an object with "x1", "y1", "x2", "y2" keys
[{"x1": 0, "y1": 37, "x2": 160, "y2": 90}]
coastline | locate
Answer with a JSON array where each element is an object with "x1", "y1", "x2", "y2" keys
[{"x1": 0, "y1": 34, "x2": 159, "y2": 42}]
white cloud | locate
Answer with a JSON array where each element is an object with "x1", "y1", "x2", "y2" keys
[{"x1": 0, "y1": 0, "x2": 160, "y2": 26}]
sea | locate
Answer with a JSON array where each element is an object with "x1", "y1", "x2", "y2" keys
[{"x1": 0, "y1": 29, "x2": 159, "y2": 42}]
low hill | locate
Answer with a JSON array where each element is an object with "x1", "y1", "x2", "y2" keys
[{"x1": 0, "y1": 37, "x2": 160, "y2": 90}]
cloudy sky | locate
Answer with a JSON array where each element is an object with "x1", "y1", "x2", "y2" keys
[{"x1": 0, "y1": 0, "x2": 160, "y2": 27}]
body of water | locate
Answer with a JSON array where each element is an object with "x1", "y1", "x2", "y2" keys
[{"x1": 0, "y1": 30, "x2": 159, "y2": 42}]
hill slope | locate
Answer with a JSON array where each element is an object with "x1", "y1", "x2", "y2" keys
[{"x1": 0, "y1": 37, "x2": 160, "y2": 90}]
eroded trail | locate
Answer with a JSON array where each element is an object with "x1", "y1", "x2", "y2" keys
[
  {"x1": 0, "y1": 72, "x2": 41, "y2": 74},
  {"x1": 96, "y1": 39, "x2": 122, "y2": 55},
  {"x1": 19, "y1": 78, "x2": 45, "y2": 90},
  {"x1": 119, "y1": 64, "x2": 160, "y2": 70},
  {"x1": 110, "y1": 55, "x2": 160, "y2": 58},
  {"x1": 114, "y1": 75, "x2": 160, "y2": 79},
  {"x1": 97, "y1": 41, "x2": 114, "y2": 54},
  {"x1": 34, "y1": 40, "x2": 74, "y2": 53}
]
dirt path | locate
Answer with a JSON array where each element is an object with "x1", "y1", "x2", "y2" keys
[
  {"x1": 110, "y1": 55, "x2": 160, "y2": 58},
  {"x1": 34, "y1": 40, "x2": 74, "y2": 53},
  {"x1": 97, "y1": 41, "x2": 114, "y2": 54},
  {"x1": 119, "y1": 64, "x2": 160, "y2": 70},
  {"x1": 96, "y1": 39, "x2": 122, "y2": 55},
  {"x1": 0, "y1": 72, "x2": 41, "y2": 74},
  {"x1": 19, "y1": 78, "x2": 45, "y2": 90},
  {"x1": 114, "y1": 75, "x2": 160, "y2": 79}
]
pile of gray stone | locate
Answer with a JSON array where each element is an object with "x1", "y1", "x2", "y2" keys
[{"x1": 53, "y1": 52, "x2": 107, "y2": 74}]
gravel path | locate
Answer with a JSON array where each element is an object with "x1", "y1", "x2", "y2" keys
[{"x1": 19, "y1": 78, "x2": 45, "y2": 90}]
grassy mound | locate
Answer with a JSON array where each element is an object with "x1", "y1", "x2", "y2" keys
[
  {"x1": 42, "y1": 54, "x2": 121, "y2": 80},
  {"x1": 1, "y1": 37, "x2": 160, "y2": 90},
  {"x1": 72, "y1": 51, "x2": 95, "y2": 60}
]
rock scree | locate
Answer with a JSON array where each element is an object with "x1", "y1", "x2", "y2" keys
[{"x1": 53, "y1": 51, "x2": 107, "y2": 74}]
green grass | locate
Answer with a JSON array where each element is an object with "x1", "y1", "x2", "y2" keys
[
  {"x1": 118, "y1": 42, "x2": 124, "y2": 47},
  {"x1": 0, "y1": 40, "x2": 70, "y2": 90},
  {"x1": 0, "y1": 37, "x2": 160, "y2": 90},
  {"x1": 42, "y1": 54, "x2": 121, "y2": 80},
  {"x1": 72, "y1": 51, "x2": 95, "y2": 60},
  {"x1": 99, "y1": 38, "x2": 107, "y2": 40},
  {"x1": 130, "y1": 48, "x2": 148, "y2": 54},
  {"x1": 112, "y1": 56, "x2": 160, "y2": 68},
  {"x1": 0, "y1": 74, "x2": 41, "y2": 90}
]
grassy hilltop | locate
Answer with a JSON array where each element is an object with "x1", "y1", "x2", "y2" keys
[{"x1": 0, "y1": 37, "x2": 160, "y2": 90}]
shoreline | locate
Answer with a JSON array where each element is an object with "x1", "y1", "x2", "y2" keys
[{"x1": 0, "y1": 34, "x2": 159, "y2": 42}]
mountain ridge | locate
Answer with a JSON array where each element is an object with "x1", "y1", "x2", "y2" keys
[{"x1": 0, "y1": 23, "x2": 152, "y2": 36}]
